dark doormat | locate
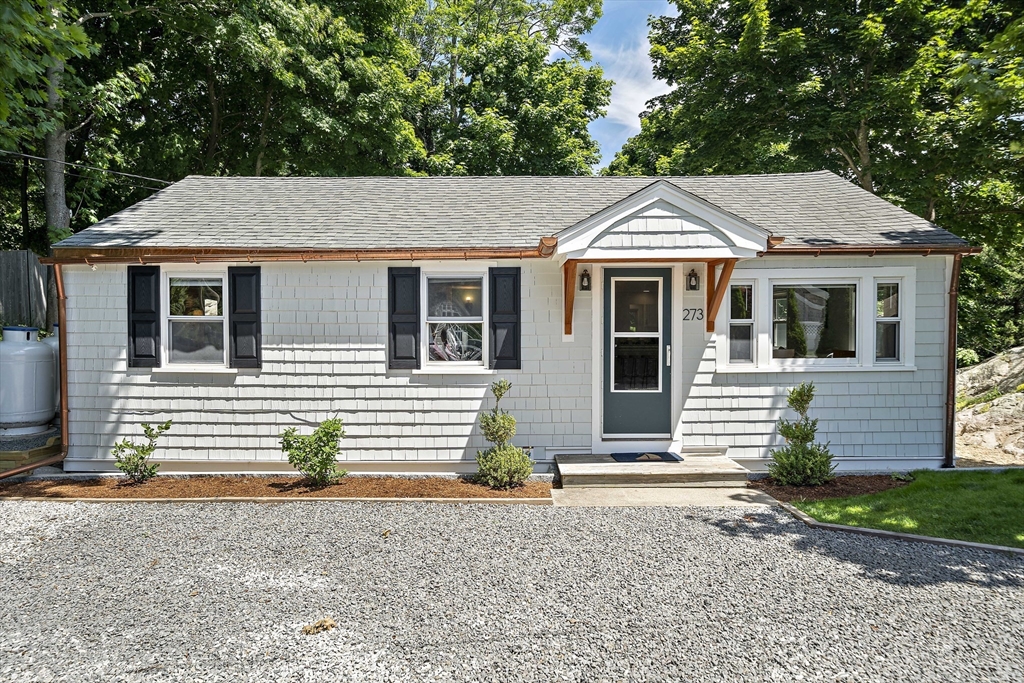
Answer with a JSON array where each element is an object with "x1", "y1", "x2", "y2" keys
[{"x1": 609, "y1": 452, "x2": 681, "y2": 462}]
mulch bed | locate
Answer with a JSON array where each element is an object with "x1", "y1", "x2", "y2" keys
[
  {"x1": 748, "y1": 475, "x2": 909, "y2": 502},
  {"x1": 0, "y1": 475, "x2": 552, "y2": 500}
]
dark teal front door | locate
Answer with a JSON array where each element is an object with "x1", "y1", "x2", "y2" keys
[{"x1": 603, "y1": 268, "x2": 672, "y2": 436}]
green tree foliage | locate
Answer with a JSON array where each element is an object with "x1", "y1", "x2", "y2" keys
[
  {"x1": 608, "y1": 0, "x2": 1024, "y2": 360},
  {"x1": 409, "y1": 0, "x2": 611, "y2": 175},
  {"x1": 1, "y1": 0, "x2": 611, "y2": 252}
]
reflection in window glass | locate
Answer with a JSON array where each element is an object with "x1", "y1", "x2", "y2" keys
[
  {"x1": 613, "y1": 337, "x2": 659, "y2": 390},
  {"x1": 428, "y1": 322, "x2": 483, "y2": 362},
  {"x1": 614, "y1": 280, "x2": 659, "y2": 333},
  {"x1": 772, "y1": 285, "x2": 857, "y2": 359},
  {"x1": 877, "y1": 283, "x2": 899, "y2": 318},
  {"x1": 876, "y1": 322, "x2": 899, "y2": 361},
  {"x1": 169, "y1": 320, "x2": 224, "y2": 364},
  {"x1": 729, "y1": 324, "x2": 753, "y2": 362},
  {"x1": 170, "y1": 278, "x2": 222, "y2": 317},
  {"x1": 427, "y1": 279, "x2": 482, "y2": 319},
  {"x1": 731, "y1": 285, "x2": 753, "y2": 320}
]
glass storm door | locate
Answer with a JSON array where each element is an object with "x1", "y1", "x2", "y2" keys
[{"x1": 603, "y1": 268, "x2": 672, "y2": 436}]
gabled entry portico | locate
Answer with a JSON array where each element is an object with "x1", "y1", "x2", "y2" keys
[{"x1": 554, "y1": 179, "x2": 774, "y2": 455}]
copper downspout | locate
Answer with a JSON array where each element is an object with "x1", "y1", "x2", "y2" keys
[
  {"x1": 0, "y1": 264, "x2": 69, "y2": 480},
  {"x1": 943, "y1": 254, "x2": 963, "y2": 468}
]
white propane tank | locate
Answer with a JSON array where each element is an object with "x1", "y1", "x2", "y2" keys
[
  {"x1": 41, "y1": 323, "x2": 60, "y2": 409},
  {"x1": 0, "y1": 326, "x2": 57, "y2": 435}
]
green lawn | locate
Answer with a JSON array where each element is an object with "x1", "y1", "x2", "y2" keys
[{"x1": 795, "y1": 469, "x2": 1024, "y2": 549}]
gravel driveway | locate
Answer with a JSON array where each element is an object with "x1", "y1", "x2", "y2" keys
[{"x1": 1, "y1": 501, "x2": 1022, "y2": 682}]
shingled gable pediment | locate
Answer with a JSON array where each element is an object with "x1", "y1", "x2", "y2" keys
[{"x1": 553, "y1": 179, "x2": 771, "y2": 260}]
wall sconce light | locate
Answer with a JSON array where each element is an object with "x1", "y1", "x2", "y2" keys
[
  {"x1": 686, "y1": 269, "x2": 700, "y2": 291},
  {"x1": 579, "y1": 269, "x2": 591, "y2": 292}
]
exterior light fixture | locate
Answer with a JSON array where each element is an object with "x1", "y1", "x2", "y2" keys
[
  {"x1": 686, "y1": 269, "x2": 700, "y2": 291},
  {"x1": 579, "y1": 269, "x2": 591, "y2": 291}
]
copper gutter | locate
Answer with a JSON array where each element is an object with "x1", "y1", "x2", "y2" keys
[
  {"x1": 42, "y1": 239, "x2": 558, "y2": 265},
  {"x1": 943, "y1": 254, "x2": 963, "y2": 468},
  {"x1": 0, "y1": 264, "x2": 69, "y2": 480},
  {"x1": 759, "y1": 244, "x2": 983, "y2": 257}
]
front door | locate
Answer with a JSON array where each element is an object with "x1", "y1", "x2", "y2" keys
[{"x1": 603, "y1": 268, "x2": 672, "y2": 437}]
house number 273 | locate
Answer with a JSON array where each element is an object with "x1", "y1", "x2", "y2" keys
[{"x1": 681, "y1": 308, "x2": 704, "y2": 321}]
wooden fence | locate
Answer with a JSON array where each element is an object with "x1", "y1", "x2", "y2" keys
[{"x1": 0, "y1": 250, "x2": 53, "y2": 330}]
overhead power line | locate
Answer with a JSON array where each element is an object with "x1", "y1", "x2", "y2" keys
[{"x1": 0, "y1": 149, "x2": 174, "y2": 186}]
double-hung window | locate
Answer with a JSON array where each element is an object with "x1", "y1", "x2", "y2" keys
[
  {"x1": 425, "y1": 276, "x2": 485, "y2": 364},
  {"x1": 728, "y1": 283, "x2": 754, "y2": 363},
  {"x1": 875, "y1": 282, "x2": 901, "y2": 361},
  {"x1": 166, "y1": 274, "x2": 227, "y2": 365}
]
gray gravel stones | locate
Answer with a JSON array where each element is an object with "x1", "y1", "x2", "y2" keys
[{"x1": 1, "y1": 501, "x2": 1022, "y2": 682}]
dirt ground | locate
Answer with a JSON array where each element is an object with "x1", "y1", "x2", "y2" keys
[
  {"x1": 955, "y1": 439, "x2": 1024, "y2": 468},
  {"x1": 0, "y1": 475, "x2": 552, "y2": 499}
]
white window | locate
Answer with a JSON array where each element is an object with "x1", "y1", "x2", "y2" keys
[
  {"x1": 728, "y1": 283, "x2": 754, "y2": 363},
  {"x1": 716, "y1": 267, "x2": 916, "y2": 372},
  {"x1": 163, "y1": 271, "x2": 228, "y2": 366},
  {"x1": 424, "y1": 275, "x2": 485, "y2": 365},
  {"x1": 875, "y1": 282, "x2": 901, "y2": 361}
]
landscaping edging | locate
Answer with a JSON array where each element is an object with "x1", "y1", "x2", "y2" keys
[
  {"x1": 1, "y1": 495, "x2": 553, "y2": 505},
  {"x1": 777, "y1": 501, "x2": 1024, "y2": 557}
]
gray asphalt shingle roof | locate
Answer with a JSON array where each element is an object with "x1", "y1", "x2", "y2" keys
[{"x1": 55, "y1": 171, "x2": 968, "y2": 250}]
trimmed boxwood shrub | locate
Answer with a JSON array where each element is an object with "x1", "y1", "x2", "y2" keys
[
  {"x1": 476, "y1": 380, "x2": 533, "y2": 488},
  {"x1": 768, "y1": 382, "x2": 836, "y2": 486}
]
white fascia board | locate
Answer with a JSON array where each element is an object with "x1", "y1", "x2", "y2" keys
[
  {"x1": 555, "y1": 179, "x2": 770, "y2": 257},
  {"x1": 560, "y1": 246, "x2": 761, "y2": 261}
]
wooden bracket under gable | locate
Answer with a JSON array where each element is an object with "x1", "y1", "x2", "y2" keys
[
  {"x1": 705, "y1": 259, "x2": 737, "y2": 334},
  {"x1": 563, "y1": 259, "x2": 578, "y2": 335}
]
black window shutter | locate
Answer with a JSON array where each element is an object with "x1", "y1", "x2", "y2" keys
[
  {"x1": 489, "y1": 267, "x2": 521, "y2": 370},
  {"x1": 228, "y1": 267, "x2": 262, "y2": 369},
  {"x1": 388, "y1": 267, "x2": 420, "y2": 369},
  {"x1": 127, "y1": 265, "x2": 160, "y2": 368}
]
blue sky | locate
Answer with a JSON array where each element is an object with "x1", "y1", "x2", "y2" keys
[{"x1": 581, "y1": 0, "x2": 677, "y2": 168}]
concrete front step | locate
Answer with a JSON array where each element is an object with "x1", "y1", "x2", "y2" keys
[{"x1": 555, "y1": 453, "x2": 749, "y2": 488}]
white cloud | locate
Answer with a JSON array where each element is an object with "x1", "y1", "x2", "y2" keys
[{"x1": 592, "y1": 34, "x2": 672, "y2": 133}]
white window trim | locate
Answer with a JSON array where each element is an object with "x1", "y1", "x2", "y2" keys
[
  {"x1": 715, "y1": 266, "x2": 916, "y2": 372},
  {"x1": 160, "y1": 265, "x2": 230, "y2": 372},
  {"x1": 417, "y1": 268, "x2": 490, "y2": 373},
  {"x1": 609, "y1": 276, "x2": 664, "y2": 393},
  {"x1": 726, "y1": 278, "x2": 757, "y2": 365},
  {"x1": 874, "y1": 279, "x2": 903, "y2": 363}
]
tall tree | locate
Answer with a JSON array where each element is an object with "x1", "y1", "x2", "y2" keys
[
  {"x1": 408, "y1": 0, "x2": 611, "y2": 175},
  {"x1": 608, "y1": 0, "x2": 1024, "y2": 360}
]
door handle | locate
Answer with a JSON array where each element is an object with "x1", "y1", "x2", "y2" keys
[{"x1": 666, "y1": 344, "x2": 671, "y2": 367}]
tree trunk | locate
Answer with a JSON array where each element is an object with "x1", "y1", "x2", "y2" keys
[
  {"x1": 254, "y1": 87, "x2": 273, "y2": 177},
  {"x1": 203, "y1": 64, "x2": 221, "y2": 172},
  {"x1": 20, "y1": 154, "x2": 30, "y2": 248},
  {"x1": 43, "y1": 62, "x2": 70, "y2": 251},
  {"x1": 855, "y1": 119, "x2": 873, "y2": 193}
]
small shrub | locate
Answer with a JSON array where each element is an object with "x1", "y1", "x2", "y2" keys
[
  {"x1": 476, "y1": 442, "x2": 535, "y2": 489},
  {"x1": 112, "y1": 421, "x2": 172, "y2": 484},
  {"x1": 767, "y1": 383, "x2": 835, "y2": 486},
  {"x1": 891, "y1": 472, "x2": 915, "y2": 482},
  {"x1": 280, "y1": 418, "x2": 347, "y2": 487},
  {"x1": 475, "y1": 379, "x2": 533, "y2": 489}
]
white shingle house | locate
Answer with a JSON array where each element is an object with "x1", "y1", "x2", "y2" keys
[{"x1": 45, "y1": 172, "x2": 979, "y2": 474}]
